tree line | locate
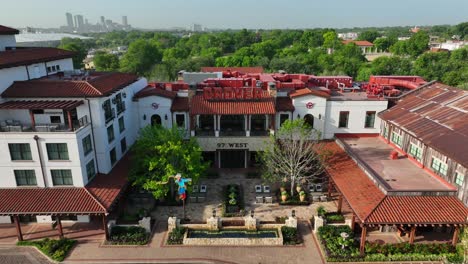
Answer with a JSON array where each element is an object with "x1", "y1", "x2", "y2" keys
[{"x1": 58, "y1": 22, "x2": 468, "y2": 89}]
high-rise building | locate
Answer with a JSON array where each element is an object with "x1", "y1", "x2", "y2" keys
[
  {"x1": 100, "y1": 16, "x2": 105, "y2": 26},
  {"x1": 74, "y1": 15, "x2": 84, "y2": 30},
  {"x1": 65, "y1": 13, "x2": 74, "y2": 29},
  {"x1": 122, "y1": 16, "x2": 128, "y2": 27}
]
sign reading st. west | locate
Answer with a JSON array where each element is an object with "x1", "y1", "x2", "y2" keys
[
  {"x1": 203, "y1": 87, "x2": 264, "y2": 100},
  {"x1": 217, "y1": 143, "x2": 248, "y2": 149}
]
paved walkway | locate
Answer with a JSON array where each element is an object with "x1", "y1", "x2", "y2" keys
[
  {"x1": 63, "y1": 221, "x2": 325, "y2": 264},
  {"x1": 0, "y1": 246, "x2": 52, "y2": 264}
]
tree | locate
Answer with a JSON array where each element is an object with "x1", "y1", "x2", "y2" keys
[
  {"x1": 129, "y1": 125, "x2": 209, "y2": 199},
  {"x1": 259, "y1": 119, "x2": 327, "y2": 197},
  {"x1": 58, "y1": 38, "x2": 88, "y2": 69},
  {"x1": 323, "y1": 31, "x2": 341, "y2": 50},
  {"x1": 358, "y1": 30, "x2": 380, "y2": 43},
  {"x1": 120, "y1": 39, "x2": 162, "y2": 76},
  {"x1": 406, "y1": 31, "x2": 430, "y2": 57},
  {"x1": 93, "y1": 51, "x2": 119, "y2": 71}
]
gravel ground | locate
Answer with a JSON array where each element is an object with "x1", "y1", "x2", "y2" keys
[{"x1": 0, "y1": 246, "x2": 52, "y2": 264}]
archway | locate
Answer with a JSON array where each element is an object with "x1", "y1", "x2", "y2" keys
[
  {"x1": 151, "y1": 114, "x2": 162, "y2": 126},
  {"x1": 304, "y1": 114, "x2": 314, "y2": 128}
]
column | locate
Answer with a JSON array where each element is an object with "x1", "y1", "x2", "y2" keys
[
  {"x1": 337, "y1": 194, "x2": 343, "y2": 214},
  {"x1": 360, "y1": 225, "x2": 367, "y2": 255},
  {"x1": 102, "y1": 214, "x2": 109, "y2": 241},
  {"x1": 409, "y1": 225, "x2": 416, "y2": 244},
  {"x1": 351, "y1": 214, "x2": 356, "y2": 231},
  {"x1": 14, "y1": 215, "x2": 23, "y2": 242},
  {"x1": 246, "y1": 115, "x2": 250, "y2": 137},
  {"x1": 29, "y1": 110, "x2": 36, "y2": 129},
  {"x1": 56, "y1": 215, "x2": 64, "y2": 238},
  {"x1": 452, "y1": 226, "x2": 460, "y2": 246},
  {"x1": 328, "y1": 179, "x2": 333, "y2": 198},
  {"x1": 67, "y1": 111, "x2": 73, "y2": 130}
]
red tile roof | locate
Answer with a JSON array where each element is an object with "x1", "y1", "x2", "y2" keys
[
  {"x1": 201, "y1": 67, "x2": 264, "y2": 74},
  {"x1": 379, "y1": 82, "x2": 468, "y2": 168},
  {"x1": 2, "y1": 72, "x2": 139, "y2": 98},
  {"x1": 134, "y1": 86, "x2": 177, "y2": 99},
  {"x1": 0, "y1": 100, "x2": 83, "y2": 110},
  {"x1": 190, "y1": 95, "x2": 276, "y2": 115},
  {"x1": 322, "y1": 140, "x2": 468, "y2": 225},
  {"x1": 0, "y1": 188, "x2": 106, "y2": 215},
  {"x1": 276, "y1": 97, "x2": 295, "y2": 112},
  {"x1": 0, "y1": 25, "x2": 19, "y2": 35},
  {"x1": 171, "y1": 97, "x2": 189, "y2": 112},
  {"x1": 0, "y1": 47, "x2": 75, "y2": 69},
  {"x1": 290, "y1": 88, "x2": 330, "y2": 99},
  {"x1": 342, "y1": 40, "x2": 374, "y2": 46},
  {"x1": 86, "y1": 154, "x2": 130, "y2": 210}
]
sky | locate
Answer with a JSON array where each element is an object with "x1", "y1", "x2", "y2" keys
[{"x1": 1, "y1": 0, "x2": 467, "y2": 29}]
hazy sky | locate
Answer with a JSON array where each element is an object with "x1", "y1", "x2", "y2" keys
[{"x1": 1, "y1": 0, "x2": 467, "y2": 29}]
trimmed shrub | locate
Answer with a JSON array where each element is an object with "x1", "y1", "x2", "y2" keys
[
  {"x1": 167, "y1": 227, "x2": 186, "y2": 245},
  {"x1": 109, "y1": 226, "x2": 149, "y2": 245},
  {"x1": 17, "y1": 238, "x2": 76, "y2": 262},
  {"x1": 281, "y1": 226, "x2": 301, "y2": 245}
]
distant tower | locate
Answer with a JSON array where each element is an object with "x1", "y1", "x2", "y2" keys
[
  {"x1": 100, "y1": 16, "x2": 105, "y2": 26},
  {"x1": 74, "y1": 15, "x2": 84, "y2": 30},
  {"x1": 65, "y1": 13, "x2": 74, "y2": 29},
  {"x1": 122, "y1": 16, "x2": 128, "y2": 27}
]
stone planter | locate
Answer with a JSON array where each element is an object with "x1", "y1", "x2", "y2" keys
[{"x1": 299, "y1": 195, "x2": 306, "y2": 202}]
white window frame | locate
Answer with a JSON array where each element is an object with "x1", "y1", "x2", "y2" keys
[{"x1": 431, "y1": 157, "x2": 448, "y2": 176}]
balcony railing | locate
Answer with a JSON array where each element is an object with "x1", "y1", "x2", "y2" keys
[
  {"x1": 0, "y1": 115, "x2": 90, "y2": 133},
  {"x1": 116, "y1": 101, "x2": 126, "y2": 115},
  {"x1": 104, "y1": 108, "x2": 116, "y2": 124},
  {"x1": 219, "y1": 130, "x2": 246, "y2": 137}
]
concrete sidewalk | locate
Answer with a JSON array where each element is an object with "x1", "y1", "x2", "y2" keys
[{"x1": 62, "y1": 221, "x2": 325, "y2": 264}]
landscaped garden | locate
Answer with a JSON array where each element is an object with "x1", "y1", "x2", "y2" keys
[
  {"x1": 17, "y1": 238, "x2": 76, "y2": 262},
  {"x1": 167, "y1": 227, "x2": 186, "y2": 245},
  {"x1": 317, "y1": 225, "x2": 465, "y2": 263},
  {"x1": 108, "y1": 226, "x2": 150, "y2": 245},
  {"x1": 221, "y1": 184, "x2": 245, "y2": 217}
]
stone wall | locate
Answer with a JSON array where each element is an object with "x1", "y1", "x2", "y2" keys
[{"x1": 182, "y1": 228, "x2": 283, "y2": 246}]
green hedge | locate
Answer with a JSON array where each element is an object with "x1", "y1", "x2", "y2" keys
[
  {"x1": 109, "y1": 226, "x2": 149, "y2": 245},
  {"x1": 17, "y1": 238, "x2": 76, "y2": 262},
  {"x1": 221, "y1": 184, "x2": 245, "y2": 217},
  {"x1": 281, "y1": 226, "x2": 301, "y2": 245},
  {"x1": 167, "y1": 227, "x2": 186, "y2": 245}
]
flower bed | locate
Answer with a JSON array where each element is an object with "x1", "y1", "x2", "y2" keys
[
  {"x1": 108, "y1": 226, "x2": 150, "y2": 245},
  {"x1": 167, "y1": 227, "x2": 186, "y2": 245},
  {"x1": 17, "y1": 238, "x2": 76, "y2": 262},
  {"x1": 324, "y1": 213, "x2": 345, "y2": 223},
  {"x1": 317, "y1": 225, "x2": 360, "y2": 261},
  {"x1": 281, "y1": 226, "x2": 302, "y2": 245},
  {"x1": 221, "y1": 184, "x2": 245, "y2": 217}
]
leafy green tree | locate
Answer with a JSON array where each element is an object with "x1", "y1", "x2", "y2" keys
[
  {"x1": 129, "y1": 125, "x2": 208, "y2": 199},
  {"x1": 120, "y1": 39, "x2": 162, "y2": 76},
  {"x1": 454, "y1": 22, "x2": 468, "y2": 39},
  {"x1": 389, "y1": 40, "x2": 408, "y2": 55},
  {"x1": 373, "y1": 37, "x2": 396, "y2": 52},
  {"x1": 406, "y1": 31, "x2": 430, "y2": 57},
  {"x1": 368, "y1": 56, "x2": 412, "y2": 76},
  {"x1": 300, "y1": 30, "x2": 324, "y2": 48},
  {"x1": 93, "y1": 51, "x2": 119, "y2": 71},
  {"x1": 357, "y1": 30, "x2": 381, "y2": 42},
  {"x1": 413, "y1": 52, "x2": 450, "y2": 81},
  {"x1": 259, "y1": 119, "x2": 326, "y2": 197},
  {"x1": 58, "y1": 38, "x2": 88, "y2": 69},
  {"x1": 323, "y1": 31, "x2": 341, "y2": 49}
]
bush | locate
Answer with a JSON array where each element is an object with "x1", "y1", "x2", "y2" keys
[
  {"x1": 316, "y1": 206, "x2": 326, "y2": 217},
  {"x1": 109, "y1": 226, "x2": 149, "y2": 245},
  {"x1": 167, "y1": 227, "x2": 186, "y2": 245},
  {"x1": 317, "y1": 225, "x2": 359, "y2": 259},
  {"x1": 275, "y1": 216, "x2": 287, "y2": 224},
  {"x1": 221, "y1": 184, "x2": 244, "y2": 217},
  {"x1": 17, "y1": 238, "x2": 76, "y2": 262},
  {"x1": 281, "y1": 226, "x2": 301, "y2": 245},
  {"x1": 325, "y1": 213, "x2": 345, "y2": 223}
]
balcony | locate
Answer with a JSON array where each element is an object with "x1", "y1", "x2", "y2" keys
[
  {"x1": 116, "y1": 101, "x2": 126, "y2": 115},
  {"x1": 104, "y1": 109, "x2": 116, "y2": 124},
  {"x1": 0, "y1": 115, "x2": 90, "y2": 133}
]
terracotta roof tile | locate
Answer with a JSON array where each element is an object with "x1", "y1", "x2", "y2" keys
[
  {"x1": 201, "y1": 67, "x2": 264, "y2": 74},
  {"x1": 2, "y1": 72, "x2": 139, "y2": 98},
  {"x1": 190, "y1": 94, "x2": 276, "y2": 115},
  {"x1": 0, "y1": 25, "x2": 19, "y2": 35},
  {"x1": 171, "y1": 97, "x2": 189, "y2": 112},
  {"x1": 0, "y1": 188, "x2": 105, "y2": 215},
  {"x1": 134, "y1": 86, "x2": 177, "y2": 99},
  {"x1": 342, "y1": 40, "x2": 374, "y2": 46},
  {"x1": 276, "y1": 97, "x2": 295, "y2": 111},
  {"x1": 0, "y1": 100, "x2": 83, "y2": 110},
  {"x1": 290, "y1": 88, "x2": 330, "y2": 98},
  {"x1": 0, "y1": 47, "x2": 75, "y2": 69}
]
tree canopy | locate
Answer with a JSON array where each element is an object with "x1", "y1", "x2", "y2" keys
[{"x1": 93, "y1": 51, "x2": 119, "y2": 71}]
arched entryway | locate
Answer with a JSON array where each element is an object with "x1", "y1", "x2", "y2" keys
[
  {"x1": 151, "y1": 114, "x2": 162, "y2": 126},
  {"x1": 304, "y1": 114, "x2": 314, "y2": 128}
]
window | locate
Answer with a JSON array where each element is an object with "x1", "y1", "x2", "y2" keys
[
  {"x1": 338, "y1": 111, "x2": 349, "y2": 128},
  {"x1": 118, "y1": 117, "x2": 125, "y2": 133},
  {"x1": 50, "y1": 116, "x2": 61, "y2": 124},
  {"x1": 279, "y1": 114, "x2": 289, "y2": 127},
  {"x1": 52, "y1": 66, "x2": 56, "y2": 72},
  {"x1": 51, "y1": 169, "x2": 73, "y2": 185},
  {"x1": 9, "y1": 143, "x2": 32, "y2": 161},
  {"x1": 56, "y1": 65, "x2": 60, "y2": 71},
  {"x1": 107, "y1": 125, "x2": 115, "y2": 143},
  {"x1": 455, "y1": 172, "x2": 464, "y2": 186},
  {"x1": 115, "y1": 94, "x2": 125, "y2": 114},
  {"x1": 110, "y1": 148, "x2": 117, "y2": 165},
  {"x1": 120, "y1": 138, "x2": 127, "y2": 153},
  {"x1": 47, "y1": 66, "x2": 52, "y2": 73},
  {"x1": 391, "y1": 132, "x2": 403, "y2": 147},
  {"x1": 304, "y1": 114, "x2": 314, "y2": 128},
  {"x1": 82, "y1": 135, "x2": 93, "y2": 156},
  {"x1": 103, "y1": 99, "x2": 114, "y2": 122},
  {"x1": 364, "y1": 111, "x2": 376, "y2": 128},
  {"x1": 86, "y1": 159, "x2": 96, "y2": 181},
  {"x1": 431, "y1": 157, "x2": 448, "y2": 176},
  {"x1": 46, "y1": 143, "x2": 69, "y2": 160},
  {"x1": 408, "y1": 143, "x2": 423, "y2": 161},
  {"x1": 14, "y1": 170, "x2": 37, "y2": 186},
  {"x1": 176, "y1": 114, "x2": 185, "y2": 128}
]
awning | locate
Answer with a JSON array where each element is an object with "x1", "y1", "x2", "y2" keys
[
  {"x1": 0, "y1": 100, "x2": 83, "y2": 111},
  {"x1": 190, "y1": 95, "x2": 276, "y2": 115}
]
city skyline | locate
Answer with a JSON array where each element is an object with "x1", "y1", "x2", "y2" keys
[{"x1": 1, "y1": 0, "x2": 467, "y2": 30}]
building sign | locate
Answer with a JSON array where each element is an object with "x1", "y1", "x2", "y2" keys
[
  {"x1": 217, "y1": 143, "x2": 248, "y2": 149},
  {"x1": 151, "y1": 103, "x2": 159, "y2": 109},
  {"x1": 306, "y1": 102, "x2": 314, "y2": 109},
  {"x1": 203, "y1": 87, "x2": 263, "y2": 100}
]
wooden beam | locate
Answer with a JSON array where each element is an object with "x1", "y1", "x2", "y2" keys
[
  {"x1": 14, "y1": 216, "x2": 23, "y2": 241},
  {"x1": 56, "y1": 216, "x2": 64, "y2": 239},
  {"x1": 351, "y1": 214, "x2": 356, "y2": 232},
  {"x1": 409, "y1": 226, "x2": 416, "y2": 244},
  {"x1": 29, "y1": 110, "x2": 36, "y2": 128},
  {"x1": 452, "y1": 226, "x2": 460, "y2": 246},
  {"x1": 102, "y1": 214, "x2": 109, "y2": 241},
  {"x1": 327, "y1": 179, "x2": 333, "y2": 198},
  {"x1": 337, "y1": 194, "x2": 343, "y2": 214},
  {"x1": 67, "y1": 111, "x2": 73, "y2": 131},
  {"x1": 360, "y1": 225, "x2": 367, "y2": 255}
]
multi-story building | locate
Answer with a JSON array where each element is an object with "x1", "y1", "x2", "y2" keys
[{"x1": 65, "y1": 13, "x2": 74, "y2": 30}]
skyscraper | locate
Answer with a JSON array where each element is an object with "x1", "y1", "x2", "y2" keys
[
  {"x1": 122, "y1": 16, "x2": 128, "y2": 27},
  {"x1": 100, "y1": 16, "x2": 105, "y2": 26},
  {"x1": 65, "y1": 13, "x2": 74, "y2": 29},
  {"x1": 74, "y1": 15, "x2": 84, "y2": 30}
]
